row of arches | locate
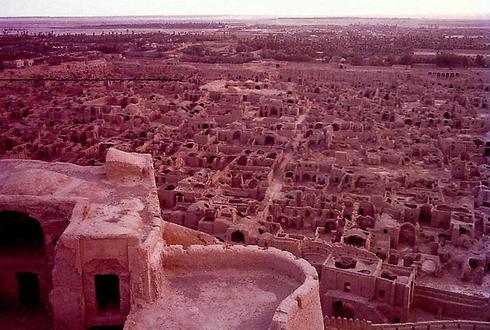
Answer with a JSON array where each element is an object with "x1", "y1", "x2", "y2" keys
[{"x1": 428, "y1": 72, "x2": 461, "y2": 79}]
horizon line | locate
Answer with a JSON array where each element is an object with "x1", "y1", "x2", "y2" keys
[{"x1": 0, "y1": 14, "x2": 489, "y2": 20}]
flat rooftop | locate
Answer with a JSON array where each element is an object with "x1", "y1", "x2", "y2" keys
[{"x1": 127, "y1": 268, "x2": 299, "y2": 330}]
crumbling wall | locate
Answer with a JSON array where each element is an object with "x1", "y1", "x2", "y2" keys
[
  {"x1": 162, "y1": 221, "x2": 220, "y2": 248},
  {"x1": 413, "y1": 285, "x2": 490, "y2": 321}
]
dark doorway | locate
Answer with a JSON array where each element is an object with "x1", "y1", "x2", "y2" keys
[
  {"x1": 231, "y1": 231, "x2": 245, "y2": 243},
  {"x1": 95, "y1": 274, "x2": 120, "y2": 313},
  {"x1": 17, "y1": 272, "x2": 41, "y2": 309},
  {"x1": 333, "y1": 300, "x2": 355, "y2": 319},
  {"x1": 264, "y1": 136, "x2": 275, "y2": 146},
  {"x1": 419, "y1": 205, "x2": 432, "y2": 225},
  {"x1": 399, "y1": 224, "x2": 416, "y2": 246}
]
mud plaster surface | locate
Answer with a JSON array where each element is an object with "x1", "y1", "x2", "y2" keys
[{"x1": 129, "y1": 268, "x2": 299, "y2": 330}]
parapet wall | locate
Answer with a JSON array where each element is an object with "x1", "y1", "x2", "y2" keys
[
  {"x1": 324, "y1": 316, "x2": 372, "y2": 330},
  {"x1": 162, "y1": 245, "x2": 324, "y2": 330},
  {"x1": 373, "y1": 321, "x2": 490, "y2": 330},
  {"x1": 300, "y1": 239, "x2": 332, "y2": 256},
  {"x1": 329, "y1": 242, "x2": 380, "y2": 262},
  {"x1": 413, "y1": 285, "x2": 490, "y2": 320},
  {"x1": 324, "y1": 317, "x2": 490, "y2": 330}
]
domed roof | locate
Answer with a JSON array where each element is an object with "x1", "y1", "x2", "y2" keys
[
  {"x1": 125, "y1": 104, "x2": 141, "y2": 116},
  {"x1": 187, "y1": 201, "x2": 210, "y2": 213}
]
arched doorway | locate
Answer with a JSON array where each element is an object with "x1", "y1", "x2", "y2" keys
[
  {"x1": 231, "y1": 231, "x2": 245, "y2": 243},
  {"x1": 0, "y1": 211, "x2": 47, "y2": 315},
  {"x1": 399, "y1": 223, "x2": 416, "y2": 246},
  {"x1": 333, "y1": 300, "x2": 355, "y2": 319},
  {"x1": 0, "y1": 211, "x2": 45, "y2": 257}
]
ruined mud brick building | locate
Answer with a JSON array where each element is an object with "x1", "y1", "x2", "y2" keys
[
  {"x1": 0, "y1": 37, "x2": 489, "y2": 329},
  {"x1": 0, "y1": 148, "x2": 324, "y2": 329},
  {"x1": 0, "y1": 147, "x2": 488, "y2": 330}
]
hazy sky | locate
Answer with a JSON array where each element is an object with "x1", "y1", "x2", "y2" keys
[{"x1": 2, "y1": 0, "x2": 489, "y2": 18}]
